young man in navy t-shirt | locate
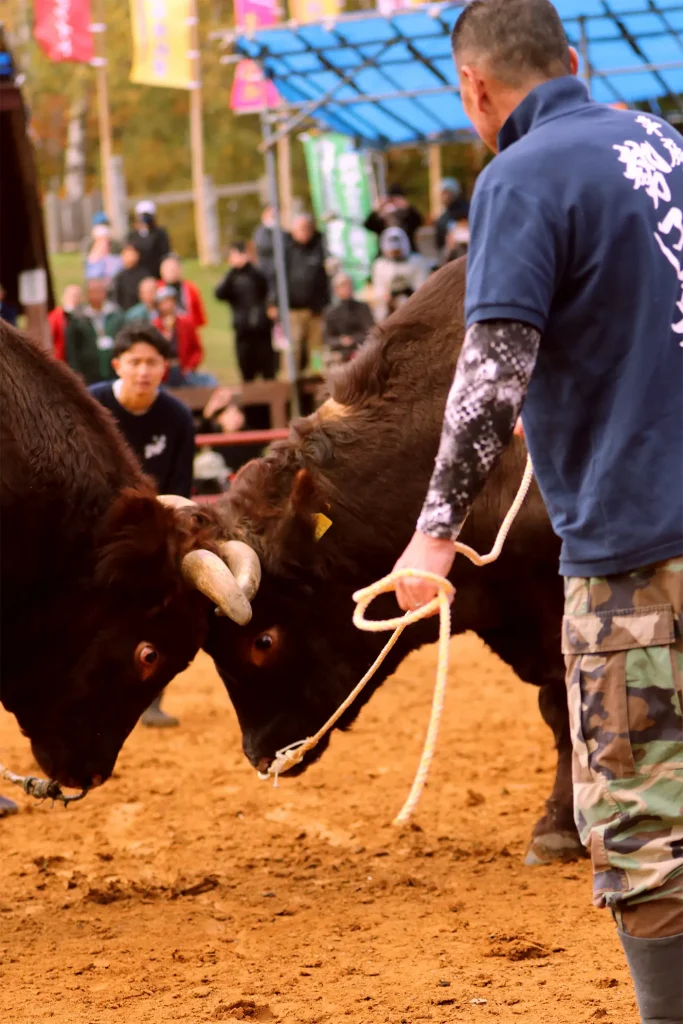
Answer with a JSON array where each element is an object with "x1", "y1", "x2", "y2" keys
[
  {"x1": 90, "y1": 323, "x2": 196, "y2": 727},
  {"x1": 393, "y1": 0, "x2": 683, "y2": 1019}
]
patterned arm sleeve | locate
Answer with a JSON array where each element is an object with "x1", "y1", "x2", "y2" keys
[{"x1": 416, "y1": 320, "x2": 541, "y2": 541}]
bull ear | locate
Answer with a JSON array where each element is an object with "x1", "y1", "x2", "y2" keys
[{"x1": 289, "y1": 468, "x2": 320, "y2": 514}]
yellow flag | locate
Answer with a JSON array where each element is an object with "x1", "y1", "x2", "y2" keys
[
  {"x1": 129, "y1": 0, "x2": 194, "y2": 90},
  {"x1": 289, "y1": 0, "x2": 340, "y2": 24}
]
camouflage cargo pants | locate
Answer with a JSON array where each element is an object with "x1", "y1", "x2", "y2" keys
[{"x1": 563, "y1": 556, "x2": 683, "y2": 938}]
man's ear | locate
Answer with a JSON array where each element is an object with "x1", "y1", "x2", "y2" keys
[
  {"x1": 111, "y1": 357, "x2": 121, "y2": 377},
  {"x1": 568, "y1": 46, "x2": 580, "y2": 76}
]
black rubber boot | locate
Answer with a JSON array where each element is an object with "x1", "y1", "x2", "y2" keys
[
  {"x1": 619, "y1": 929, "x2": 683, "y2": 1023},
  {"x1": 0, "y1": 795, "x2": 18, "y2": 817},
  {"x1": 141, "y1": 692, "x2": 179, "y2": 728}
]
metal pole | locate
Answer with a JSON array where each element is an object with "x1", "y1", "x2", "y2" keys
[
  {"x1": 578, "y1": 16, "x2": 592, "y2": 97},
  {"x1": 91, "y1": 3, "x2": 116, "y2": 224},
  {"x1": 189, "y1": 0, "x2": 210, "y2": 265},
  {"x1": 261, "y1": 112, "x2": 300, "y2": 417},
  {"x1": 276, "y1": 117, "x2": 293, "y2": 230}
]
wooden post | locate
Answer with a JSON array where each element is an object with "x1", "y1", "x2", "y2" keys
[
  {"x1": 188, "y1": 0, "x2": 210, "y2": 265},
  {"x1": 277, "y1": 125, "x2": 293, "y2": 230},
  {"x1": 90, "y1": 4, "x2": 116, "y2": 225},
  {"x1": 427, "y1": 143, "x2": 442, "y2": 221}
]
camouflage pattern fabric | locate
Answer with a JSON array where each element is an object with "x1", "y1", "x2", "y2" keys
[{"x1": 563, "y1": 557, "x2": 683, "y2": 937}]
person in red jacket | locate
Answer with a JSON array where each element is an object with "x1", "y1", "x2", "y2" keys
[
  {"x1": 159, "y1": 254, "x2": 207, "y2": 330},
  {"x1": 48, "y1": 284, "x2": 83, "y2": 360},
  {"x1": 152, "y1": 286, "x2": 216, "y2": 387}
]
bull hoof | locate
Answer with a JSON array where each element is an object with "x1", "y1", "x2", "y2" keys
[
  {"x1": 524, "y1": 830, "x2": 585, "y2": 867},
  {"x1": 0, "y1": 795, "x2": 18, "y2": 818}
]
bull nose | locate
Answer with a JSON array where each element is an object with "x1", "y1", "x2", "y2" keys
[
  {"x1": 90, "y1": 774, "x2": 104, "y2": 789},
  {"x1": 256, "y1": 757, "x2": 272, "y2": 775}
]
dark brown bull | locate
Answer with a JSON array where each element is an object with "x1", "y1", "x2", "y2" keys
[
  {"x1": 0, "y1": 322, "x2": 258, "y2": 793},
  {"x1": 206, "y1": 258, "x2": 580, "y2": 865}
]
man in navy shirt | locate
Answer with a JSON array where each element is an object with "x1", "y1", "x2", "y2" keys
[
  {"x1": 393, "y1": 1, "x2": 683, "y2": 1019},
  {"x1": 90, "y1": 323, "x2": 196, "y2": 727}
]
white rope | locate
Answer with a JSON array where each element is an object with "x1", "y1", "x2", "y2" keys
[{"x1": 263, "y1": 456, "x2": 535, "y2": 824}]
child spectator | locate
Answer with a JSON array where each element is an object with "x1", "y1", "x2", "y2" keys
[
  {"x1": 159, "y1": 254, "x2": 207, "y2": 329},
  {"x1": 214, "y1": 242, "x2": 276, "y2": 382},
  {"x1": 48, "y1": 283, "x2": 83, "y2": 360},
  {"x1": 371, "y1": 227, "x2": 430, "y2": 322},
  {"x1": 153, "y1": 286, "x2": 216, "y2": 387},
  {"x1": 89, "y1": 322, "x2": 197, "y2": 729},
  {"x1": 322, "y1": 273, "x2": 374, "y2": 366},
  {"x1": 125, "y1": 277, "x2": 158, "y2": 323},
  {"x1": 112, "y1": 242, "x2": 147, "y2": 311},
  {"x1": 65, "y1": 278, "x2": 125, "y2": 385}
]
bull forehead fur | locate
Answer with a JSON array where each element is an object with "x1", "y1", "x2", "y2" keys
[{"x1": 221, "y1": 258, "x2": 553, "y2": 581}]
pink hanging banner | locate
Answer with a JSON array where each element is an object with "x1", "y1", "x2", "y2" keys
[
  {"x1": 34, "y1": 0, "x2": 94, "y2": 63},
  {"x1": 231, "y1": 0, "x2": 280, "y2": 112},
  {"x1": 230, "y1": 59, "x2": 280, "y2": 113}
]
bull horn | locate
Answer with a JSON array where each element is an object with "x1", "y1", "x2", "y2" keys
[
  {"x1": 218, "y1": 540, "x2": 261, "y2": 601},
  {"x1": 157, "y1": 494, "x2": 198, "y2": 509},
  {"x1": 181, "y1": 549, "x2": 252, "y2": 625}
]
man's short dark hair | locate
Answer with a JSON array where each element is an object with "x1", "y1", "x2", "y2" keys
[
  {"x1": 113, "y1": 323, "x2": 171, "y2": 359},
  {"x1": 451, "y1": 0, "x2": 571, "y2": 86},
  {"x1": 230, "y1": 240, "x2": 247, "y2": 253}
]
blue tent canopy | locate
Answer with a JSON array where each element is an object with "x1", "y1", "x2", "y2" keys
[{"x1": 232, "y1": 1, "x2": 683, "y2": 147}]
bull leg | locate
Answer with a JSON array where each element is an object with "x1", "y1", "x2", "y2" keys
[
  {"x1": 524, "y1": 681, "x2": 584, "y2": 866},
  {"x1": 477, "y1": 625, "x2": 583, "y2": 866}
]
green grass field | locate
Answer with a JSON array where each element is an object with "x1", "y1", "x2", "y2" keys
[{"x1": 50, "y1": 253, "x2": 239, "y2": 383}]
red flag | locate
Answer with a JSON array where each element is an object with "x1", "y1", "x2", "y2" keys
[{"x1": 34, "y1": 0, "x2": 94, "y2": 63}]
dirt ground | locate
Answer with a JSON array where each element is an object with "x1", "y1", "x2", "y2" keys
[{"x1": 0, "y1": 634, "x2": 636, "y2": 1024}]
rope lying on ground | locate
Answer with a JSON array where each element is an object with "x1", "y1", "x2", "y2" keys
[
  {"x1": 263, "y1": 456, "x2": 534, "y2": 825},
  {"x1": 0, "y1": 763, "x2": 89, "y2": 807}
]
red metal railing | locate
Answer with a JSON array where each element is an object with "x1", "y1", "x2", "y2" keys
[{"x1": 194, "y1": 428, "x2": 289, "y2": 448}]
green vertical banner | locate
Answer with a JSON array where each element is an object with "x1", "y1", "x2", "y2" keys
[{"x1": 302, "y1": 132, "x2": 377, "y2": 290}]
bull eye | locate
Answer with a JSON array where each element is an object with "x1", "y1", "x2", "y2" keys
[
  {"x1": 134, "y1": 642, "x2": 160, "y2": 681},
  {"x1": 254, "y1": 634, "x2": 273, "y2": 651},
  {"x1": 248, "y1": 628, "x2": 281, "y2": 668}
]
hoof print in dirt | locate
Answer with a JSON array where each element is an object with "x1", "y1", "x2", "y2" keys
[{"x1": 214, "y1": 999, "x2": 275, "y2": 1021}]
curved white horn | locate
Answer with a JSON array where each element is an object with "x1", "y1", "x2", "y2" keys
[
  {"x1": 181, "y1": 549, "x2": 252, "y2": 625},
  {"x1": 157, "y1": 494, "x2": 198, "y2": 510},
  {"x1": 218, "y1": 540, "x2": 261, "y2": 602}
]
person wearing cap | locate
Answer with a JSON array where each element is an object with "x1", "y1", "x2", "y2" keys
[
  {"x1": 152, "y1": 286, "x2": 216, "y2": 388},
  {"x1": 111, "y1": 241, "x2": 148, "y2": 311},
  {"x1": 85, "y1": 212, "x2": 122, "y2": 285},
  {"x1": 371, "y1": 226, "x2": 430, "y2": 322},
  {"x1": 364, "y1": 184, "x2": 424, "y2": 252},
  {"x1": 127, "y1": 200, "x2": 171, "y2": 279},
  {"x1": 435, "y1": 177, "x2": 471, "y2": 255},
  {"x1": 159, "y1": 254, "x2": 207, "y2": 330}
]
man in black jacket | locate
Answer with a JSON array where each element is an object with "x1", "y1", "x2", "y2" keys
[
  {"x1": 322, "y1": 273, "x2": 374, "y2": 365},
  {"x1": 283, "y1": 214, "x2": 330, "y2": 374},
  {"x1": 111, "y1": 242, "x2": 147, "y2": 311},
  {"x1": 434, "y1": 177, "x2": 470, "y2": 256},
  {"x1": 364, "y1": 184, "x2": 424, "y2": 252},
  {"x1": 214, "y1": 243, "x2": 276, "y2": 382},
  {"x1": 127, "y1": 200, "x2": 171, "y2": 278}
]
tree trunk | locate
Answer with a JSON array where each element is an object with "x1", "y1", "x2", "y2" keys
[{"x1": 63, "y1": 84, "x2": 87, "y2": 201}]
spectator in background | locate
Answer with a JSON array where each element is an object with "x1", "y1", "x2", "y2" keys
[
  {"x1": 253, "y1": 205, "x2": 277, "y2": 293},
  {"x1": 127, "y1": 200, "x2": 171, "y2": 278},
  {"x1": 89, "y1": 323, "x2": 196, "y2": 729},
  {"x1": 159, "y1": 254, "x2": 207, "y2": 330},
  {"x1": 214, "y1": 241, "x2": 276, "y2": 383},
  {"x1": 435, "y1": 177, "x2": 470, "y2": 258},
  {"x1": 323, "y1": 273, "x2": 374, "y2": 366},
  {"x1": 85, "y1": 212, "x2": 122, "y2": 285},
  {"x1": 48, "y1": 283, "x2": 83, "y2": 360},
  {"x1": 0, "y1": 284, "x2": 19, "y2": 326},
  {"x1": 443, "y1": 220, "x2": 471, "y2": 264},
  {"x1": 283, "y1": 213, "x2": 330, "y2": 374},
  {"x1": 153, "y1": 286, "x2": 216, "y2": 388},
  {"x1": 112, "y1": 241, "x2": 147, "y2": 311},
  {"x1": 371, "y1": 226, "x2": 430, "y2": 322},
  {"x1": 125, "y1": 277, "x2": 158, "y2": 323},
  {"x1": 65, "y1": 278, "x2": 125, "y2": 385},
  {"x1": 364, "y1": 185, "x2": 424, "y2": 252}
]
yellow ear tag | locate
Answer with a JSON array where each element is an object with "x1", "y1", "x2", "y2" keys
[{"x1": 313, "y1": 512, "x2": 333, "y2": 542}]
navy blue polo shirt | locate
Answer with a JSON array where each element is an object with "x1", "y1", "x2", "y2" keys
[{"x1": 466, "y1": 76, "x2": 683, "y2": 577}]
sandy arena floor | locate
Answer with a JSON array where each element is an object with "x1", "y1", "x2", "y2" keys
[{"x1": 0, "y1": 635, "x2": 636, "y2": 1023}]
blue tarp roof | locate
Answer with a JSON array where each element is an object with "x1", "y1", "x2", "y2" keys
[{"x1": 233, "y1": 1, "x2": 683, "y2": 147}]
